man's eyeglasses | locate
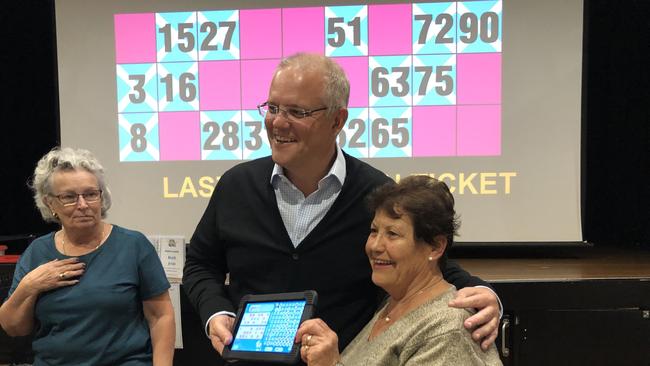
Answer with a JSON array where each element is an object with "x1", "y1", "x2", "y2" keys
[
  {"x1": 257, "y1": 102, "x2": 328, "y2": 121},
  {"x1": 51, "y1": 189, "x2": 102, "y2": 206}
]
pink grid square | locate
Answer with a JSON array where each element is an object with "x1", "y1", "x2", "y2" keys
[
  {"x1": 241, "y1": 59, "x2": 280, "y2": 109},
  {"x1": 199, "y1": 61, "x2": 241, "y2": 110},
  {"x1": 114, "y1": 13, "x2": 156, "y2": 63},
  {"x1": 240, "y1": 9, "x2": 282, "y2": 59},
  {"x1": 333, "y1": 57, "x2": 368, "y2": 108},
  {"x1": 159, "y1": 112, "x2": 200, "y2": 161},
  {"x1": 413, "y1": 106, "x2": 456, "y2": 156},
  {"x1": 457, "y1": 105, "x2": 501, "y2": 156},
  {"x1": 283, "y1": 7, "x2": 325, "y2": 55},
  {"x1": 368, "y1": 4, "x2": 412, "y2": 56},
  {"x1": 457, "y1": 53, "x2": 501, "y2": 104}
]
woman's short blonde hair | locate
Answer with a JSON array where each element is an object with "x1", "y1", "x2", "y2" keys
[{"x1": 31, "y1": 147, "x2": 112, "y2": 223}]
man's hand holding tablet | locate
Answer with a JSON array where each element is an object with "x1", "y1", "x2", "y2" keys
[{"x1": 209, "y1": 315, "x2": 235, "y2": 355}]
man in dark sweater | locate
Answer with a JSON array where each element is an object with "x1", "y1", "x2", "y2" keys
[{"x1": 183, "y1": 53, "x2": 500, "y2": 363}]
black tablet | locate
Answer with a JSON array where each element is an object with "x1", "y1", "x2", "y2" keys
[{"x1": 222, "y1": 291, "x2": 318, "y2": 364}]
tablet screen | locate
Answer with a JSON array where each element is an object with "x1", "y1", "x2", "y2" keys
[
  {"x1": 231, "y1": 300, "x2": 307, "y2": 353},
  {"x1": 222, "y1": 291, "x2": 318, "y2": 364}
]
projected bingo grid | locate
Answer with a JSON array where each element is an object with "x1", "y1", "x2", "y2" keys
[{"x1": 114, "y1": 1, "x2": 501, "y2": 162}]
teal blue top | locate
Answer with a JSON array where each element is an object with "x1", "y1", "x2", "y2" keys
[{"x1": 8, "y1": 225, "x2": 170, "y2": 366}]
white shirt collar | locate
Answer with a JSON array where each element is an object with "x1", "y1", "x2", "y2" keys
[{"x1": 270, "y1": 145, "x2": 346, "y2": 187}]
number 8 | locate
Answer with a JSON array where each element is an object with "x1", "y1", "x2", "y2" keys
[{"x1": 130, "y1": 123, "x2": 147, "y2": 152}]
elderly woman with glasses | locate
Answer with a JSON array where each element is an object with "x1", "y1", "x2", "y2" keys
[
  {"x1": 0, "y1": 147, "x2": 175, "y2": 366},
  {"x1": 295, "y1": 176, "x2": 502, "y2": 366}
]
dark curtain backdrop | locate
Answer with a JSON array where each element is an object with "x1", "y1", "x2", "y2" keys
[
  {"x1": 583, "y1": 0, "x2": 649, "y2": 248},
  {"x1": 0, "y1": 1, "x2": 59, "y2": 239},
  {"x1": 0, "y1": 0, "x2": 647, "y2": 248}
]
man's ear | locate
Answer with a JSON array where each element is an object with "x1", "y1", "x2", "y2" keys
[
  {"x1": 332, "y1": 108, "x2": 348, "y2": 133},
  {"x1": 429, "y1": 235, "x2": 448, "y2": 261}
]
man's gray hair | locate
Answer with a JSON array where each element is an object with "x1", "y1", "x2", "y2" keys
[
  {"x1": 31, "y1": 147, "x2": 112, "y2": 223},
  {"x1": 277, "y1": 53, "x2": 350, "y2": 116}
]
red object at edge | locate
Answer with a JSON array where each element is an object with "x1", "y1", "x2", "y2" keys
[{"x1": 0, "y1": 255, "x2": 20, "y2": 264}]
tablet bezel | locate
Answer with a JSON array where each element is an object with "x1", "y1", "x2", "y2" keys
[{"x1": 222, "y1": 290, "x2": 318, "y2": 364}]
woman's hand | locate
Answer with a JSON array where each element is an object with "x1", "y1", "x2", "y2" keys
[
  {"x1": 295, "y1": 319, "x2": 340, "y2": 366},
  {"x1": 0, "y1": 257, "x2": 84, "y2": 336},
  {"x1": 21, "y1": 258, "x2": 85, "y2": 295}
]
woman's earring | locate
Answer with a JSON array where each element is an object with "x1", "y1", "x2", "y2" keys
[
  {"x1": 51, "y1": 211, "x2": 57, "y2": 218},
  {"x1": 428, "y1": 256, "x2": 433, "y2": 261}
]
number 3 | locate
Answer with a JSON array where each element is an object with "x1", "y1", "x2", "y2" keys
[{"x1": 129, "y1": 75, "x2": 146, "y2": 103}]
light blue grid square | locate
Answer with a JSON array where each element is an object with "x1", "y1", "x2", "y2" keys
[
  {"x1": 157, "y1": 62, "x2": 199, "y2": 112},
  {"x1": 369, "y1": 55, "x2": 412, "y2": 108},
  {"x1": 118, "y1": 113, "x2": 160, "y2": 162},
  {"x1": 413, "y1": 2, "x2": 457, "y2": 55},
  {"x1": 325, "y1": 5, "x2": 368, "y2": 57},
  {"x1": 116, "y1": 63, "x2": 158, "y2": 113},
  {"x1": 338, "y1": 107, "x2": 369, "y2": 158},
  {"x1": 369, "y1": 107, "x2": 412, "y2": 158},
  {"x1": 200, "y1": 110, "x2": 243, "y2": 160},
  {"x1": 242, "y1": 110, "x2": 270, "y2": 160},
  {"x1": 413, "y1": 54, "x2": 456, "y2": 105},
  {"x1": 198, "y1": 10, "x2": 240, "y2": 61},
  {"x1": 156, "y1": 12, "x2": 199, "y2": 62},
  {"x1": 457, "y1": 1, "x2": 502, "y2": 53}
]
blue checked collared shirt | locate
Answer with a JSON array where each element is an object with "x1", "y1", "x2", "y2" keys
[{"x1": 271, "y1": 146, "x2": 347, "y2": 247}]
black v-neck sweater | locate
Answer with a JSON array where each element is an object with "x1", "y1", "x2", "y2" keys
[{"x1": 183, "y1": 153, "x2": 487, "y2": 351}]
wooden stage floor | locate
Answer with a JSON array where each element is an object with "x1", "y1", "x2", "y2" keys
[{"x1": 454, "y1": 246, "x2": 650, "y2": 282}]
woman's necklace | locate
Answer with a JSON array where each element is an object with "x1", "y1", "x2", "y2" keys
[
  {"x1": 382, "y1": 277, "x2": 444, "y2": 323},
  {"x1": 61, "y1": 224, "x2": 107, "y2": 256}
]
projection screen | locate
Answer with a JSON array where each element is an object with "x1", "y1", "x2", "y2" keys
[{"x1": 55, "y1": 0, "x2": 584, "y2": 244}]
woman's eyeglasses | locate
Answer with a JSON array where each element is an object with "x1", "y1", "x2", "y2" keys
[{"x1": 51, "y1": 189, "x2": 102, "y2": 206}]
